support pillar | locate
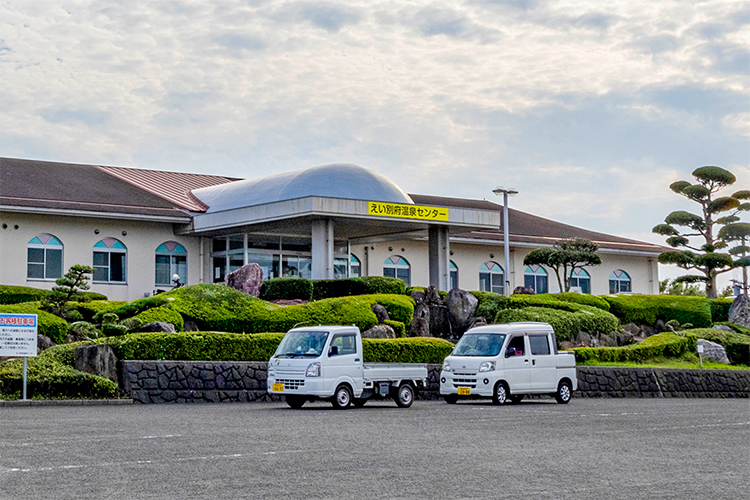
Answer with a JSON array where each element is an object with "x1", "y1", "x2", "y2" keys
[
  {"x1": 428, "y1": 226, "x2": 450, "y2": 292},
  {"x1": 312, "y1": 218, "x2": 334, "y2": 279}
]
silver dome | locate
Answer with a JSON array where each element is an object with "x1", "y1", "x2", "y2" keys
[{"x1": 192, "y1": 163, "x2": 414, "y2": 213}]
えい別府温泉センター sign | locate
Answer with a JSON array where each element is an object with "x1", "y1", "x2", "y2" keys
[{"x1": 368, "y1": 202, "x2": 449, "y2": 221}]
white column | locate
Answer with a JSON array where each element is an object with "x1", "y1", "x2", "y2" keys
[
  {"x1": 429, "y1": 226, "x2": 450, "y2": 291},
  {"x1": 312, "y1": 219, "x2": 334, "y2": 279}
]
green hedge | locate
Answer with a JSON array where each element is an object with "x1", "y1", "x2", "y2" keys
[
  {"x1": 259, "y1": 278, "x2": 314, "y2": 301},
  {"x1": 406, "y1": 286, "x2": 448, "y2": 299},
  {"x1": 549, "y1": 293, "x2": 611, "y2": 311},
  {"x1": 713, "y1": 322, "x2": 750, "y2": 336},
  {"x1": 603, "y1": 295, "x2": 712, "y2": 328},
  {"x1": 92, "y1": 295, "x2": 169, "y2": 323},
  {"x1": 0, "y1": 303, "x2": 69, "y2": 344},
  {"x1": 470, "y1": 291, "x2": 510, "y2": 321},
  {"x1": 573, "y1": 332, "x2": 696, "y2": 364},
  {"x1": 383, "y1": 320, "x2": 406, "y2": 338},
  {"x1": 709, "y1": 299, "x2": 734, "y2": 323},
  {"x1": 0, "y1": 356, "x2": 117, "y2": 399},
  {"x1": 69, "y1": 301, "x2": 127, "y2": 322},
  {"x1": 358, "y1": 277, "x2": 407, "y2": 295},
  {"x1": 683, "y1": 328, "x2": 750, "y2": 365},
  {"x1": 132, "y1": 306, "x2": 184, "y2": 331},
  {"x1": 363, "y1": 337, "x2": 454, "y2": 364},
  {"x1": 495, "y1": 302, "x2": 619, "y2": 342},
  {"x1": 0, "y1": 285, "x2": 107, "y2": 305},
  {"x1": 313, "y1": 279, "x2": 366, "y2": 300},
  {"x1": 163, "y1": 284, "x2": 414, "y2": 334}
]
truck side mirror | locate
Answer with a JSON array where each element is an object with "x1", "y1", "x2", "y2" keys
[
  {"x1": 505, "y1": 347, "x2": 516, "y2": 358},
  {"x1": 329, "y1": 345, "x2": 338, "y2": 357}
]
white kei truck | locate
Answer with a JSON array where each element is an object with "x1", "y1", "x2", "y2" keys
[
  {"x1": 267, "y1": 326, "x2": 428, "y2": 409},
  {"x1": 440, "y1": 322, "x2": 577, "y2": 405}
]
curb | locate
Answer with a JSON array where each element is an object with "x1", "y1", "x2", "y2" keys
[{"x1": 0, "y1": 399, "x2": 134, "y2": 407}]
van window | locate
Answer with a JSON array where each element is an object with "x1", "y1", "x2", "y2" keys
[
  {"x1": 330, "y1": 333, "x2": 357, "y2": 356},
  {"x1": 506, "y1": 335, "x2": 525, "y2": 357},
  {"x1": 529, "y1": 335, "x2": 551, "y2": 355}
]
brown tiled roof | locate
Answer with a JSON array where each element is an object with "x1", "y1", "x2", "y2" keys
[
  {"x1": 96, "y1": 165, "x2": 238, "y2": 212},
  {"x1": 0, "y1": 157, "x2": 192, "y2": 220},
  {"x1": 409, "y1": 193, "x2": 668, "y2": 254}
]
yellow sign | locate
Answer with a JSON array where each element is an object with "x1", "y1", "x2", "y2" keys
[{"x1": 368, "y1": 201, "x2": 449, "y2": 221}]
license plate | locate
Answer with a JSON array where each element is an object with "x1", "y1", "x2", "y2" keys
[
  {"x1": 272, "y1": 382, "x2": 285, "y2": 392},
  {"x1": 457, "y1": 387, "x2": 470, "y2": 396}
]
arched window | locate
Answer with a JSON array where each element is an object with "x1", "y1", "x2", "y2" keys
[
  {"x1": 569, "y1": 268, "x2": 591, "y2": 294},
  {"x1": 27, "y1": 234, "x2": 63, "y2": 280},
  {"x1": 609, "y1": 270, "x2": 631, "y2": 294},
  {"x1": 350, "y1": 254, "x2": 361, "y2": 278},
  {"x1": 93, "y1": 238, "x2": 127, "y2": 283},
  {"x1": 479, "y1": 261, "x2": 504, "y2": 295},
  {"x1": 524, "y1": 265, "x2": 548, "y2": 294},
  {"x1": 155, "y1": 242, "x2": 188, "y2": 286},
  {"x1": 384, "y1": 256, "x2": 410, "y2": 286},
  {"x1": 450, "y1": 261, "x2": 458, "y2": 290}
]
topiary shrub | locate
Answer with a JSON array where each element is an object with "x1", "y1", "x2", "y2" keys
[
  {"x1": 0, "y1": 285, "x2": 107, "y2": 306},
  {"x1": 0, "y1": 356, "x2": 117, "y2": 399},
  {"x1": 572, "y1": 332, "x2": 696, "y2": 364},
  {"x1": 383, "y1": 320, "x2": 406, "y2": 338},
  {"x1": 0, "y1": 303, "x2": 68, "y2": 344},
  {"x1": 359, "y1": 276, "x2": 407, "y2": 295},
  {"x1": 69, "y1": 300, "x2": 127, "y2": 322},
  {"x1": 709, "y1": 298, "x2": 734, "y2": 323},
  {"x1": 495, "y1": 303, "x2": 619, "y2": 343},
  {"x1": 549, "y1": 293, "x2": 610, "y2": 311},
  {"x1": 68, "y1": 321, "x2": 100, "y2": 341},
  {"x1": 101, "y1": 313, "x2": 119, "y2": 325},
  {"x1": 102, "y1": 324, "x2": 129, "y2": 337},
  {"x1": 602, "y1": 295, "x2": 712, "y2": 328},
  {"x1": 132, "y1": 306, "x2": 184, "y2": 331},
  {"x1": 259, "y1": 277, "x2": 314, "y2": 301},
  {"x1": 92, "y1": 295, "x2": 169, "y2": 323},
  {"x1": 313, "y1": 278, "x2": 367, "y2": 300},
  {"x1": 470, "y1": 291, "x2": 510, "y2": 321}
]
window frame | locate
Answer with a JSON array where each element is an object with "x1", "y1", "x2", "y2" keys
[
  {"x1": 26, "y1": 234, "x2": 63, "y2": 281},
  {"x1": 569, "y1": 268, "x2": 591, "y2": 294},
  {"x1": 93, "y1": 238, "x2": 127, "y2": 284},
  {"x1": 479, "y1": 261, "x2": 504, "y2": 295},
  {"x1": 523, "y1": 265, "x2": 548, "y2": 294},
  {"x1": 609, "y1": 269, "x2": 632, "y2": 294},
  {"x1": 155, "y1": 242, "x2": 188, "y2": 286},
  {"x1": 383, "y1": 256, "x2": 411, "y2": 286}
]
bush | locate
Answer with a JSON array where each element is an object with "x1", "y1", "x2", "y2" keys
[
  {"x1": 68, "y1": 321, "x2": 99, "y2": 340},
  {"x1": 92, "y1": 295, "x2": 169, "y2": 323},
  {"x1": 313, "y1": 278, "x2": 367, "y2": 300},
  {"x1": 69, "y1": 300, "x2": 127, "y2": 322},
  {"x1": 470, "y1": 291, "x2": 510, "y2": 321},
  {"x1": 383, "y1": 320, "x2": 406, "y2": 338},
  {"x1": 573, "y1": 332, "x2": 696, "y2": 364},
  {"x1": 713, "y1": 322, "x2": 750, "y2": 336},
  {"x1": 683, "y1": 328, "x2": 750, "y2": 365},
  {"x1": 549, "y1": 293, "x2": 610, "y2": 311},
  {"x1": 359, "y1": 276, "x2": 407, "y2": 295},
  {"x1": 602, "y1": 295, "x2": 712, "y2": 328},
  {"x1": 0, "y1": 285, "x2": 107, "y2": 305},
  {"x1": 495, "y1": 303, "x2": 619, "y2": 342},
  {"x1": 132, "y1": 306, "x2": 184, "y2": 331},
  {"x1": 0, "y1": 303, "x2": 68, "y2": 344},
  {"x1": 258, "y1": 278, "x2": 314, "y2": 301},
  {"x1": 363, "y1": 337, "x2": 454, "y2": 363},
  {"x1": 709, "y1": 298, "x2": 734, "y2": 323},
  {"x1": 0, "y1": 356, "x2": 117, "y2": 399},
  {"x1": 405, "y1": 286, "x2": 448, "y2": 299},
  {"x1": 102, "y1": 324, "x2": 129, "y2": 337}
]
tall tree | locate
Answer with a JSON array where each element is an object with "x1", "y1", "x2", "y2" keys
[
  {"x1": 719, "y1": 221, "x2": 750, "y2": 295},
  {"x1": 523, "y1": 238, "x2": 602, "y2": 293},
  {"x1": 653, "y1": 167, "x2": 749, "y2": 298}
]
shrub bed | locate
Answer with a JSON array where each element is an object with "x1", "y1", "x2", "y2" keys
[
  {"x1": 549, "y1": 292, "x2": 610, "y2": 311},
  {"x1": 0, "y1": 303, "x2": 69, "y2": 344},
  {"x1": 573, "y1": 332, "x2": 696, "y2": 364},
  {"x1": 132, "y1": 306, "x2": 184, "y2": 331},
  {"x1": 709, "y1": 298, "x2": 734, "y2": 323},
  {"x1": 683, "y1": 328, "x2": 750, "y2": 365},
  {"x1": 363, "y1": 337, "x2": 454, "y2": 364},
  {"x1": 259, "y1": 278, "x2": 314, "y2": 301},
  {"x1": 69, "y1": 300, "x2": 127, "y2": 322},
  {"x1": 383, "y1": 320, "x2": 406, "y2": 338},
  {"x1": 0, "y1": 285, "x2": 107, "y2": 305},
  {"x1": 602, "y1": 295, "x2": 712, "y2": 328},
  {"x1": 92, "y1": 295, "x2": 169, "y2": 323},
  {"x1": 470, "y1": 291, "x2": 510, "y2": 321},
  {"x1": 0, "y1": 356, "x2": 117, "y2": 399}
]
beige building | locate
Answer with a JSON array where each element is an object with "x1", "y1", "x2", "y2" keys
[{"x1": 1, "y1": 158, "x2": 664, "y2": 301}]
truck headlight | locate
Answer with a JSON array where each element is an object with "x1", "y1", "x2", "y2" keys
[
  {"x1": 306, "y1": 362, "x2": 321, "y2": 377},
  {"x1": 442, "y1": 362, "x2": 452, "y2": 372},
  {"x1": 479, "y1": 361, "x2": 496, "y2": 372}
]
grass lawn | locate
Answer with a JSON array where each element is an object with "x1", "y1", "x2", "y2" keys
[{"x1": 578, "y1": 353, "x2": 750, "y2": 370}]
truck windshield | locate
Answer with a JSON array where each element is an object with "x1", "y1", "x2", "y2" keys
[
  {"x1": 275, "y1": 331, "x2": 330, "y2": 358},
  {"x1": 452, "y1": 333, "x2": 506, "y2": 357}
]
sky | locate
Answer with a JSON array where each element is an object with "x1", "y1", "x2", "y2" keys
[{"x1": 2, "y1": 0, "x2": 749, "y2": 290}]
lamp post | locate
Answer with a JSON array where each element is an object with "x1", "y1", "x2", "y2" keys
[{"x1": 493, "y1": 186, "x2": 518, "y2": 296}]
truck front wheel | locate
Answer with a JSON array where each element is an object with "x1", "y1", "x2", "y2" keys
[
  {"x1": 492, "y1": 382, "x2": 509, "y2": 405},
  {"x1": 332, "y1": 384, "x2": 352, "y2": 409},
  {"x1": 395, "y1": 383, "x2": 415, "y2": 408},
  {"x1": 555, "y1": 381, "x2": 572, "y2": 404},
  {"x1": 285, "y1": 395, "x2": 306, "y2": 409}
]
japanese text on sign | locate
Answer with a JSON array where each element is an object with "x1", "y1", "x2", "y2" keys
[
  {"x1": 368, "y1": 202, "x2": 449, "y2": 221},
  {"x1": 0, "y1": 314, "x2": 38, "y2": 357}
]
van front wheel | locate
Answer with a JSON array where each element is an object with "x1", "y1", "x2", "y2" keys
[{"x1": 492, "y1": 382, "x2": 509, "y2": 405}]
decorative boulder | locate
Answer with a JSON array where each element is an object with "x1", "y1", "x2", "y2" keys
[
  {"x1": 512, "y1": 286, "x2": 535, "y2": 295},
  {"x1": 371, "y1": 304, "x2": 390, "y2": 324},
  {"x1": 446, "y1": 289, "x2": 478, "y2": 334},
  {"x1": 226, "y1": 263, "x2": 264, "y2": 297},
  {"x1": 140, "y1": 321, "x2": 176, "y2": 333},
  {"x1": 697, "y1": 339, "x2": 730, "y2": 364},
  {"x1": 74, "y1": 344, "x2": 118, "y2": 382},
  {"x1": 37, "y1": 334, "x2": 55, "y2": 354},
  {"x1": 622, "y1": 323, "x2": 641, "y2": 336},
  {"x1": 424, "y1": 286, "x2": 442, "y2": 305},
  {"x1": 184, "y1": 320, "x2": 199, "y2": 331},
  {"x1": 410, "y1": 290, "x2": 425, "y2": 305},
  {"x1": 410, "y1": 302, "x2": 430, "y2": 337},
  {"x1": 712, "y1": 324, "x2": 734, "y2": 332},
  {"x1": 728, "y1": 294, "x2": 750, "y2": 328},
  {"x1": 362, "y1": 324, "x2": 396, "y2": 339}
]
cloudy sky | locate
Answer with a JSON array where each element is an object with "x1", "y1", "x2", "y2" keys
[{"x1": 2, "y1": 0, "x2": 748, "y2": 288}]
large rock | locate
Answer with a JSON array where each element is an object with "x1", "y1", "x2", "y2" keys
[
  {"x1": 446, "y1": 289, "x2": 478, "y2": 335},
  {"x1": 728, "y1": 294, "x2": 750, "y2": 328},
  {"x1": 697, "y1": 339, "x2": 730, "y2": 364},
  {"x1": 371, "y1": 304, "x2": 390, "y2": 324},
  {"x1": 712, "y1": 324, "x2": 734, "y2": 332},
  {"x1": 430, "y1": 304, "x2": 452, "y2": 339},
  {"x1": 622, "y1": 323, "x2": 641, "y2": 336},
  {"x1": 512, "y1": 286, "x2": 535, "y2": 295},
  {"x1": 410, "y1": 302, "x2": 430, "y2": 337},
  {"x1": 140, "y1": 322, "x2": 176, "y2": 333},
  {"x1": 74, "y1": 344, "x2": 118, "y2": 382},
  {"x1": 226, "y1": 263, "x2": 264, "y2": 297},
  {"x1": 37, "y1": 335, "x2": 55, "y2": 354},
  {"x1": 410, "y1": 290, "x2": 425, "y2": 304},
  {"x1": 424, "y1": 286, "x2": 443, "y2": 305},
  {"x1": 362, "y1": 324, "x2": 396, "y2": 339}
]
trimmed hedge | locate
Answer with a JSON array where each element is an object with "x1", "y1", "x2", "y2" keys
[
  {"x1": 92, "y1": 295, "x2": 169, "y2": 323},
  {"x1": 709, "y1": 298, "x2": 734, "y2": 323},
  {"x1": 383, "y1": 320, "x2": 406, "y2": 338},
  {"x1": 358, "y1": 276, "x2": 407, "y2": 295},
  {"x1": 603, "y1": 295, "x2": 712, "y2": 328},
  {"x1": 406, "y1": 286, "x2": 448, "y2": 299},
  {"x1": 313, "y1": 279, "x2": 367, "y2": 300},
  {"x1": 0, "y1": 303, "x2": 69, "y2": 344},
  {"x1": 549, "y1": 293, "x2": 610, "y2": 312},
  {"x1": 363, "y1": 337, "x2": 454, "y2": 364},
  {"x1": 69, "y1": 301, "x2": 127, "y2": 322},
  {"x1": 573, "y1": 332, "x2": 697, "y2": 364},
  {"x1": 495, "y1": 302, "x2": 619, "y2": 342},
  {"x1": 713, "y1": 322, "x2": 750, "y2": 336},
  {"x1": 0, "y1": 285, "x2": 107, "y2": 305},
  {"x1": 684, "y1": 328, "x2": 750, "y2": 365},
  {"x1": 261, "y1": 276, "x2": 408, "y2": 302},
  {"x1": 0, "y1": 356, "x2": 117, "y2": 399},
  {"x1": 132, "y1": 306, "x2": 184, "y2": 331},
  {"x1": 470, "y1": 291, "x2": 510, "y2": 321},
  {"x1": 259, "y1": 278, "x2": 314, "y2": 301}
]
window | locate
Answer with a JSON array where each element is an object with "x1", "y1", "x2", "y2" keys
[
  {"x1": 384, "y1": 256, "x2": 410, "y2": 286},
  {"x1": 569, "y1": 268, "x2": 591, "y2": 294},
  {"x1": 524, "y1": 265, "x2": 548, "y2": 294},
  {"x1": 330, "y1": 333, "x2": 357, "y2": 356},
  {"x1": 155, "y1": 242, "x2": 188, "y2": 286},
  {"x1": 450, "y1": 261, "x2": 458, "y2": 290},
  {"x1": 529, "y1": 335, "x2": 551, "y2": 355},
  {"x1": 506, "y1": 335, "x2": 525, "y2": 357},
  {"x1": 609, "y1": 270, "x2": 632, "y2": 294},
  {"x1": 350, "y1": 254, "x2": 361, "y2": 278},
  {"x1": 93, "y1": 238, "x2": 127, "y2": 283},
  {"x1": 27, "y1": 234, "x2": 63, "y2": 280},
  {"x1": 479, "y1": 261, "x2": 504, "y2": 295}
]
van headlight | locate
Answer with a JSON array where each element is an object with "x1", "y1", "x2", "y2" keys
[
  {"x1": 479, "y1": 361, "x2": 496, "y2": 372},
  {"x1": 442, "y1": 362, "x2": 452, "y2": 372},
  {"x1": 268, "y1": 369, "x2": 275, "y2": 377},
  {"x1": 306, "y1": 362, "x2": 321, "y2": 377}
]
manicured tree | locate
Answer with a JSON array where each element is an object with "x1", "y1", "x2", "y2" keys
[
  {"x1": 653, "y1": 167, "x2": 749, "y2": 298},
  {"x1": 523, "y1": 238, "x2": 602, "y2": 292},
  {"x1": 719, "y1": 222, "x2": 750, "y2": 295},
  {"x1": 41, "y1": 264, "x2": 95, "y2": 318}
]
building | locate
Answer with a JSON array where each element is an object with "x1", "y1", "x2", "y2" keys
[{"x1": 0, "y1": 157, "x2": 664, "y2": 301}]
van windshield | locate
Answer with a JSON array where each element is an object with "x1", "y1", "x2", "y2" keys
[
  {"x1": 275, "y1": 331, "x2": 329, "y2": 358},
  {"x1": 453, "y1": 333, "x2": 506, "y2": 357}
]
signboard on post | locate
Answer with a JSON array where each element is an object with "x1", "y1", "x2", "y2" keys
[{"x1": 0, "y1": 314, "x2": 38, "y2": 357}]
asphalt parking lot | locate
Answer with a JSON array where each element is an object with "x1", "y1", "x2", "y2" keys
[{"x1": 1, "y1": 398, "x2": 748, "y2": 500}]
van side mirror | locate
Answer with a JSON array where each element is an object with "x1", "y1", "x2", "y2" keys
[
  {"x1": 505, "y1": 347, "x2": 516, "y2": 358},
  {"x1": 329, "y1": 345, "x2": 338, "y2": 357}
]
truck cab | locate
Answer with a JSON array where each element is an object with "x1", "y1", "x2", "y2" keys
[{"x1": 439, "y1": 322, "x2": 577, "y2": 405}]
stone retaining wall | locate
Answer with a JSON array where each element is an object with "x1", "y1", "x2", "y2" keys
[{"x1": 121, "y1": 361, "x2": 749, "y2": 403}]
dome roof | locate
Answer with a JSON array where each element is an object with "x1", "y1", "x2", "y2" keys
[{"x1": 192, "y1": 163, "x2": 413, "y2": 213}]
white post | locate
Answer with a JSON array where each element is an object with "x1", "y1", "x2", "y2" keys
[
  {"x1": 22, "y1": 357, "x2": 27, "y2": 400},
  {"x1": 503, "y1": 192, "x2": 510, "y2": 296}
]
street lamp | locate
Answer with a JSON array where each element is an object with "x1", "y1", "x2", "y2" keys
[{"x1": 493, "y1": 186, "x2": 518, "y2": 296}]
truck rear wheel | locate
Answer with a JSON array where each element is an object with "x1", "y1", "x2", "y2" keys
[
  {"x1": 332, "y1": 384, "x2": 352, "y2": 409},
  {"x1": 395, "y1": 383, "x2": 414, "y2": 408},
  {"x1": 555, "y1": 381, "x2": 572, "y2": 404},
  {"x1": 285, "y1": 395, "x2": 306, "y2": 409},
  {"x1": 492, "y1": 382, "x2": 509, "y2": 405}
]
